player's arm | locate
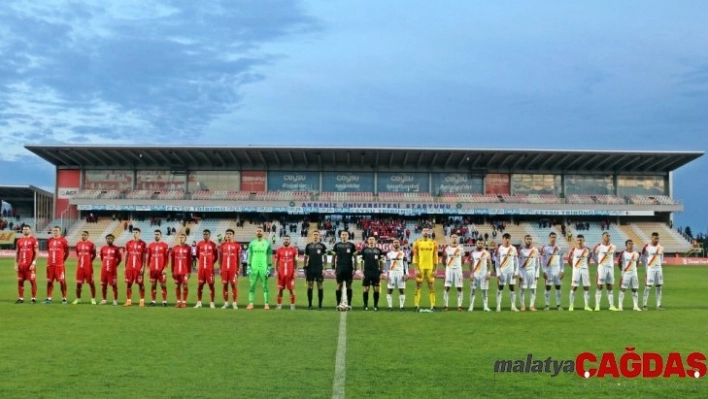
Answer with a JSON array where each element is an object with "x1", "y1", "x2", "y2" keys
[
  {"x1": 90, "y1": 244, "x2": 97, "y2": 262},
  {"x1": 535, "y1": 249, "x2": 541, "y2": 278},
  {"x1": 246, "y1": 243, "x2": 252, "y2": 269},
  {"x1": 433, "y1": 241, "x2": 440, "y2": 271},
  {"x1": 116, "y1": 250, "x2": 122, "y2": 266},
  {"x1": 303, "y1": 245, "x2": 310, "y2": 271},
  {"x1": 63, "y1": 239, "x2": 69, "y2": 262},
  {"x1": 411, "y1": 240, "x2": 419, "y2": 268},
  {"x1": 486, "y1": 253, "x2": 493, "y2": 280},
  {"x1": 558, "y1": 250, "x2": 564, "y2": 278},
  {"x1": 14, "y1": 242, "x2": 20, "y2": 271},
  {"x1": 512, "y1": 248, "x2": 519, "y2": 276}
]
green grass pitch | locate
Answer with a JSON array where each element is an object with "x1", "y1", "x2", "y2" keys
[{"x1": 1, "y1": 258, "x2": 706, "y2": 398}]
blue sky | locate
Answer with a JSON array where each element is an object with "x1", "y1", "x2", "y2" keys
[{"x1": 1, "y1": 1, "x2": 706, "y2": 230}]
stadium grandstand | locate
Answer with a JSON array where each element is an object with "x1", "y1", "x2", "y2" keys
[
  {"x1": 0, "y1": 185, "x2": 55, "y2": 248},
  {"x1": 22, "y1": 144, "x2": 703, "y2": 255}
]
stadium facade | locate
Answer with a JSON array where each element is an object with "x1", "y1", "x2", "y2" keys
[{"x1": 19, "y1": 145, "x2": 704, "y2": 253}]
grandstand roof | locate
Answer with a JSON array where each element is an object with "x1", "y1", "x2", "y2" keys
[
  {"x1": 0, "y1": 185, "x2": 53, "y2": 202},
  {"x1": 24, "y1": 144, "x2": 703, "y2": 173}
]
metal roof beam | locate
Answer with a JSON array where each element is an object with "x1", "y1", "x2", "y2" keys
[
  {"x1": 287, "y1": 151, "x2": 294, "y2": 166},
  {"x1": 39, "y1": 150, "x2": 68, "y2": 166},
  {"x1": 577, "y1": 154, "x2": 601, "y2": 170},
  {"x1": 302, "y1": 151, "x2": 308, "y2": 166},
  {"x1": 257, "y1": 151, "x2": 267, "y2": 167},
  {"x1": 644, "y1": 156, "x2": 672, "y2": 172},
  {"x1": 402, "y1": 151, "x2": 409, "y2": 166},
  {"x1": 242, "y1": 151, "x2": 253, "y2": 166},
  {"x1": 121, "y1": 150, "x2": 144, "y2": 166},
  {"x1": 633, "y1": 156, "x2": 658, "y2": 171},
  {"x1": 526, "y1": 153, "x2": 545, "y2": 169},
  {"x1": 602, "y1": 154, "x2": 628, "y2": 172},
  {"x1": 510, "y1": 154, "x2": 527, "y2": 170},
  {"x1": 417, "y1": 152, "x2": 425, "y2": 168},
  {"x1": 430, "y1": 152, "x2": 440, "y2": 168},
  {"x1": 470, "y1": 153, "x2": 482, "y2": 168},
  {"x1": 486, "y1": 152, "x2": 502, "y2": 169},
  {"x1": 443, "y1": 152, "x2": 455, "y2": 168},
  {"x1": 76, "y1": 149, "x2": 105, "y2": 166},
  {"x1": 227, "y1": 150, "x2": 240, "y2": 168},
  {"x1": 374, "y1": 151, "x2": 379, "y2": 168},
  {"x1": 152, "y1": 150, "x2": 172, "y2": 166},
  {"x1": 564, "y1": 153, "x2": 589, "y2": 170},
  {"x1": 346, "y1": 151, "x2": 350, "y2": 167},
  {"x1": 458, "y1": 153, "x2": 469, "y2": 168},
  {"x1": 182, "y1": 150, "x2": 200, "y2": 167},
  {"x1": 617, "y1": 156, "x2": 643, "y2": 172},
  {"x1": 211, "y1": 150, "x2": 226, "y2": 167},
  {"x1": 272, "y1": 151, "x2": 281, "y2": 167},
  {"x1": 499, "y1": 153, "x2": 514, "y2": 169},
  {"x1": 69, "y1": 150, "x2": 93, "y2": 166}
]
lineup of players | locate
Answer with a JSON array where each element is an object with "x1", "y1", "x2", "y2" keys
[{"x1": 13, "y1": 225, "x2": 666, "y2": 312}]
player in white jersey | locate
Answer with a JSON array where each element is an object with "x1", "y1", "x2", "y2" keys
[
  {"x1": 616, "y1": 239, "x2": 642, "y2": 311},
  {"x1": 568, "y1": 235, "x2": 593, "y2": 311},
  {"x1": 641, "y1": 232, "x2": 665, "y2": 310},
  {"x1": 592, "y1": 232, "x2": 619, "y2": 311},
  {"x1": 385, "y1": 239, "x2": 408, "y2": 311},
  {"x1": 541, "y1": 232, "x2": 564, "y2": 311},
  {"x1": 443, "y1": 234, "x2": 465, "y2": 311},
  {"x1": 494, "y1": 233, "x2": 519, "y2": 312},
  {"x1": 468, "y1": 240, "x2": 492, "y2": 312},
  {"x1": 517, "y1": 235, "x2": 541, "y2": 312}
]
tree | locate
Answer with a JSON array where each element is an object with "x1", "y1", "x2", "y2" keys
[{"x1": 684, "y1": 226, "x2": 693, "y2": 239}]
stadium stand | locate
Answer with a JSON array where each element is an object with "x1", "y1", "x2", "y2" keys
[
  {"x1": 66, "y1": 218, "x2": 120, "y2": 245},
  {"x1": 629, "y1": 195, "x2": 679, "y2": 206},
  {"x1": 319, "y1": 192, "x2": 375, "y2": 202},
  {"x1": 565, "y1": 194, "x2": 625, "y2": 205},
  {"x1": 630, "y1": 222, "x2": 693, "y2": 253},
  {"x1": 253, "y1": 191, "x2": 310, "y2": 201}
]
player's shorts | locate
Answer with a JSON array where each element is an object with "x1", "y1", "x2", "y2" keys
[
  {"x1": 415, "y1": 268, "x2": 435, "y2": 284},
  {"x1": 444, "y1": 268, "x2": 463, "y2": 288},
  {"x1": 645, "y1": 269, "x2": 663, "y2": 286},
  {"x1": 198, "y1": 268, "x2": 215, "y2": 284},
  {"x1": 496, "y1": 269, "x2": 516, "y2": 286},
  {"x1": 101, "y1": 269, "x2": 117, "y2": 285},
  {"x1": 221, "y1": 268, "x2": 238, "y2": 285},
  {"x1": 620, "y1": 272, "x2": 639, "y2": 290},
  {"x1": 277, "y1": 273, "x2": 295, "y2": 290},
  {"x1": 387, "y1": 271, "x2": 406, "y2": 289},
  {"x1": 518, "y1": 269, "x2": 538, "y2": 289},
  {"x1": 362, "y1": 272, "x2": 381, "y2": 287},
  {"x1": 76, "y1": 264, "x2": 94, "y2": 283},
  {"x1": 305, "y1": 267, "x2": 324, "y2": 283},
  {"x1": 596, "y1": 266, "x2": 615, "y2": 285},
  {"x1": 46, "y1": 265, "x2": 66, "y2": 283},
  {"x1": 571, "y1": 269, "x2": 590, "y2": 287},
  {"x1": 125, "y1": 269, "x2": 144, "y2": 285},
  {"x1": 172, "y1": 273, "x2": 189, "y2": 284},
  {"x1": 470, "y1": 273, "x2": 489, "y2": 290},
  {"x1": 335, "y1": 268, "x2": 353, "y2": 285},
  {"x1": 543, "y1": 268, "x2": 562, "y2": 286},
  {"x1": 17, "y1": 265, "x2": 36, "y2": 283},
  {"x1": 149, "y1": 268, "x2": 167, "y2": 284}
]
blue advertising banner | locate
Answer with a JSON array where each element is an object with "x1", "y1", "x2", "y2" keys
[
  {"x1": 267, "y1": 171, "x2": 319, "y2": 191},
  {"x1": 322, "y1": 172, "x2": 374, "y2": 192},
  {"x1": 377, "y1": 172, "x2": 429, "y2": 193},
  {"x1": 432, "y1": 173, "x2": 483, "y2": 194}
]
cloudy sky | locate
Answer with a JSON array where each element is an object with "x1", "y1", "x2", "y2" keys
[{"x1": 1, "y1": 1, "x2": 706, "y2": 230}]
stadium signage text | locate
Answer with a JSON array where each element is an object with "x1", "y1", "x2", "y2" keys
[{"x1": 494, "y1": 349, "x2": 706, "y2": 379}]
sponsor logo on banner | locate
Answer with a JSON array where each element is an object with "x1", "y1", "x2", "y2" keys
[
  {"x1": 58, "y1": 188, "x2": 80, "y2": 199},
  {"x1": 0, "y1": 231, "x2": 16, "y2": 245}
]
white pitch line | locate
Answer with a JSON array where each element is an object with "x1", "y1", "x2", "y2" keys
[{"x1": 332, "y1": 312, "x2": 348, "y2": 399}]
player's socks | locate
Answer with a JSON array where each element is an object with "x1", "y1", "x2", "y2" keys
[
  {"x1": 656, "y1": 286, "x2": 662, "y2": 307},
  {"x1": 336, "y1": 290, "x2": 341, "y2": 306},
  {"x1": 198, "y1": 284, "x2": 204, "y2": 302},
  {"x1": 101, "y1": 284, "x2": 107, "y2": 300},
  {"x1": 429, "y1": 291, "x2": 435, "y2": 308},
  {"x1": 510, "y1": 292, "x2": 517, "y2": 309},
  {"x1": 139, "y1": 286, "x2": 145, "y2": 300},
  {"x1": 470, "y1": 287, "x2": 475, "y2": 308},
  {"x1": 18, "y1": 282, "x2": 24, "y2": 299},
  {"x1": 483, "y1": 290, "x2": 489, "y2": 309},
  {"x1": 544, "y1": 289, "x2": 550, "y2": 307},
  {"x1": 443, "y1": 291, "x2": 449, "y2": 307},
  {"x1": 400, "y1": 294, "x2": 406, "y2": 309},
  {"x1": 373, "y1": 291, "x2": 380, "y2": 308},
  {"x1": 347, "y1": 289, "x2": 352, "y2": 307},
  {"x1": 530, "y1": 289, "x2": 536, "y2": 307},
  {"x1": 290, "y1": 293, "x2": 295, "y2": 305},
  {"x1": 496, "y1": 290, "x2": 502, "y2": 310},
  {"x1": 60, "y1": 282, "x2": 67, "y2": 298},
  {"x1": 232, "y1": 286, "x2": 238, "y2": 303},
  {"x1": 76, "y1": 284, "x2": 82, "y2": 299},
  {"x1": 387, "y1": 293, "x2": 393, "y2": 308},
  {"x1": 209, "y1": 284, "x2": 216, "y2": 302},
  {"x1": 277, "y1": 293, "x2": 283, "y2": 305},
  {"x1": 307, "y1": 288, "x2": 313, "y2": 307},
  {"x1": 569, "y1": 291, "x2": 575, "y2": 307},
  {"x1": 632, "y1": 291, "x2": 639, "y2": 308},
  {"x1": 182, "y1": 287, "x2": 188, "y2": 302},
  {"x1": 519, "y1": 289, "x2": 525, "y2": 307},
  {"x1": 127, "y1": 286, "x2": 133, "y2": 300},
  {"x1": 595, "y1": 290, "x2": 602, "y2": 309},
  {"x1": 414, "y1": 287, "x2": 421, "y2": 307},
  {"x1": 583, "y1": 291, "x2": 590, "y2": 307},
  {"x1": 47, "y1": 282, "x2": 54, "y2": 298},
  {"x1": 457, "y1": 291, "x2": 463, "y2": 308},
  {"x1": 89, "y1": 283, "x2": 96, "y2": 298},
  {"x1": 151, "y1": 287, "x2": 157, "y2": 302},
  {"x1": 176, "y1": 287, "x2": 181, "y2": 302},
  {"x1": 223, "y1": 287, "x2": 229, "y2": 302},
  {"x1": 643, "y1": 286, "x2": 650, "y2": 307},
  {"x1": 556, "y1": 290, "x2": 562, "y2": 307},
  {"x1": 363, "y1": 291, "x2": 369, "y2": 308},
  {"x1": 318, "y1": 289, "x2": 323, "y2": 307},
  {"x1": 618, "y1": 291, "x2": 624, "y2": 308},
  {"x1": 607, "y1": 291, "x2": 614, "y2": 308}
]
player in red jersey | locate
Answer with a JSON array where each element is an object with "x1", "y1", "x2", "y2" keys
[
  {"x1": 123, "y1": 228, "x2": 147, "y2": 307},
  {"x1": 219, "y1": 229, "x2": 241, "y2": 309},
  {"x1": 15, "y1": 225, "x2": 38, "y2": 304},
  {"x1": 194, "y1": 229, "x2": 219, "y2": 308},
  {"x1": 99, "y1": 234, "x2": 121, "y2": 305},
  {"x1": 147, "y1": 230, "x2": 170, "y2": 307},
  {"x1": 274, "y1": 235, "x2": 299, "y2": 310},
  {"x1": 171, "y1": 233, "x2": 192, "y2": 308},
  {"x1": 72, "y1": 231, "x2": 97, "y2": 305},
  {"x1": 43, "y1": 226, "x2": 69, "y2": 304}
]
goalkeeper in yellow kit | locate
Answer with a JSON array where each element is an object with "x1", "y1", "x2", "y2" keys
[{"x1": 412, "y1": 227, "x2": 439, "y2": 312}]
